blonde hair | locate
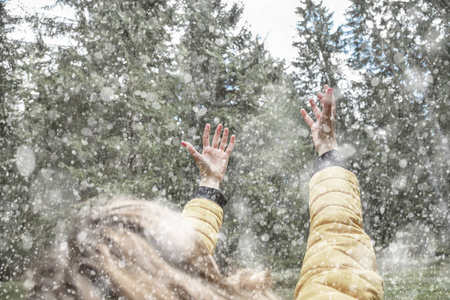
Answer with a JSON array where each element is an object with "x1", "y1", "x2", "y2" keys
[{"x1": 27, "y1": 196, "x2": 278, "y2": 300}]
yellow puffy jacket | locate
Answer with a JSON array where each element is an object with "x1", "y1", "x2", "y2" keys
[
  {"x1": 181, "y1": 186, "x2": 225, "y2": 254},
  {"x1": 295, "y1": 166, "x2": 383, "y2": 299},
  {"x1": 181, "y1": 166, "x2": 384, "y2": 299}
]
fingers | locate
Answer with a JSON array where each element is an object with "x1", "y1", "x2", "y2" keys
[
  {"x1": 203, "y1": 124, "x2": 210, "y2": 150},
  {"x1": 219, "y1": 127, "x2": 229, "y2": 151},
  {"x1": 203, "y1": 124, "x2": 232, "y2": 152},
  {"x1": 309, "y1": 98, "x2": 321, "y2": 120},
  {"x1": 317, "y1": 92, "x2": 324, "y2": 107},
  {"x1": 331, "y1": 92, "x2": 336, "y2": 120},
  {"x1": 322, "y1": 88, "x2": 333, "y2": 119},
  {"x1": 322, "y1": 84, "x2": 336, "y2": 120},
  {"x1": 182, "y1": 142, "x2": 201, "y2": 161},
  {"x1": 301, "y1": 108, "x2": 314, "y2": 128},
  {"x1": 225, "y1": 135, "x2": 236, "y2": 155},
  {"x1": 211, "y1": 124, "x2": 223, "y2": 149},
  {"x1": 302, "y1": 85, "x2": 335, "y2": 129}
]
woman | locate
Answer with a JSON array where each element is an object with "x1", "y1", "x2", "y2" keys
[{"x1": 28, "y1": 86, "x2": 383, "y2": 299}]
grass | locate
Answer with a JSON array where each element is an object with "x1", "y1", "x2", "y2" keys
[
  {"x1": 0, "y1": 281, "x2": 25, "y2": 300},
  {"x1": 271, "y1": 257, "x2": 450, "y2": 300},
  {"x1": 272, "y1": 267, "x2": 299, "y2": 299},
  {"x1": 2, "y1": 257, "x2": 449, "y2": 299},
  {"x1": 380, "y1": 257, "x2": 450, "y2": 300}
]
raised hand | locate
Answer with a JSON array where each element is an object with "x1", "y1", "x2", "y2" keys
[
  {"x1": 300, "y1": 85, "x2": 338, "y2": 156},
  {"x1": 182, "y1": 124, "x2": 236, "y2": 190}
]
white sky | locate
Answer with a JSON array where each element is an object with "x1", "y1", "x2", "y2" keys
[
  {"x1": 7, "y1": 0, "x2": 351, "y2": 62},
  {"x1": 223, "y1": 0, "x2": 351, "y2": 63}
]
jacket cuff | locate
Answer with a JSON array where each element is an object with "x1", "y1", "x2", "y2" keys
[
  {"x1": 194, "y1": 186, "x2": 227, "y2": 208},
  {"x1": 310, "y1": 150, "x2": 345, "y2": 177}
]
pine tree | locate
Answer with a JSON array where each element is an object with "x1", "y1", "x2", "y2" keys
[
  {"x1": 5, "y1": 0, "x2": 293, "y2": 275},
  {"x1": 293, "y1": 0, "x2": 344, "y2": 95},
  {"x1": 4, "y1": 0, "x2": 185, "y2": 278},
  {"x1": 345, "y1": 0, "x2": 450, "y2": 252},
  {"x1": 175, "y1": 0, "x2": 301, "y2": 267},
  {"x1": 290, "y1": 0, "x2": 350, "y2": 262},
  {"x1": 292, "y1": 0, "x2": 450, "y2": 255},
  {"x1": 0, "y1": 0, "x2": 35, "y2": 280}
]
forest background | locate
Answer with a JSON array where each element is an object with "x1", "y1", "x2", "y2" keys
[{"x1": 0, "y1": 0, "x2": 449, "y2": 298}]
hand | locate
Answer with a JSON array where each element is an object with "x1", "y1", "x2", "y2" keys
[
  {"x1": 300, "y1": 85, "x2": 338, "y2": 156},
  {"x1": 182, "y1": 124, "x2": 236, "y2": 190}
]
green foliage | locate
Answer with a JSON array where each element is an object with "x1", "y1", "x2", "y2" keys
[
  {"x1": 342, "y1": 0, "x2": 450, "y2": 248},
  {"x1": 1, "y1": 0, "x2": 448, "y2": 292},
  {"x1": 1, "y1": 0, "x2": 295, "y2": 279},
  {"x1": 293, "y1": 0, "x2": 344, "y2": 94},
  {"x1": 0, "y1": 1, "x2": 37, "y2": 281},
  {"x1": 292, "y1": 0, "x2": 449, "y2": 253}
]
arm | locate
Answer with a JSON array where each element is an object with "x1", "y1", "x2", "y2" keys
[
  {"x1": 296, "y1": 86, "x2": 383, "y2": 299},
  {"x1": 180, "y1": 124, "x2": 235, "y2": 255}
]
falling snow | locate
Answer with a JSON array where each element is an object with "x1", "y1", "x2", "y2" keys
[{"x1": 0, "y1": 0, "x2": 449, "y2": 299}]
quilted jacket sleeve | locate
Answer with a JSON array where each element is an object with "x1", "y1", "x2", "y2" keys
[
  {"x1": 295, "y1": 166, "x2": 384, "y2": 300},
  {"x1": 180, "y1": 187, "x2": 225, "y2": 255}
]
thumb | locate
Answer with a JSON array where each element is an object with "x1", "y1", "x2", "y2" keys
[{"x1": 182, "y1": 142, "x2": 201, "y2": 161}]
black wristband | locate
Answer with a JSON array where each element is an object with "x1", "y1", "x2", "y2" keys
[
  {"x1": 310, "y1": 150, "x2": 345, "y2": 177},
  {"x1": 194, "y1": 186, "x2": 227, "y2": 208}
]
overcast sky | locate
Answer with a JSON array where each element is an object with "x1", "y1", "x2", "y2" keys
[
  {"x1": 8, "y1": 0, "x2": 351, "y2": 62},
  {"x1": 223, "y1": 0, "x2": 351, "y2": 63}
]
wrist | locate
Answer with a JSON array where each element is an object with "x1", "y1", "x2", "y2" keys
[
  {"x1": 194, "y1": 186, "x2": 227, "y2": 208},
  {"x1": 200, "y1": 177, "x2": 221, "y2": 190},
  {"x1": 310, "y1": 149, "x2": 345, "y2": 177},
  {"x1": 317, "y1": 141, "x2": 338, "y2": 156}
]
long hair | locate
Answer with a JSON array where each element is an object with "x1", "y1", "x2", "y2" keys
[{"x1": 27, "y1": 196, "x2": 278, "y2": 299}]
